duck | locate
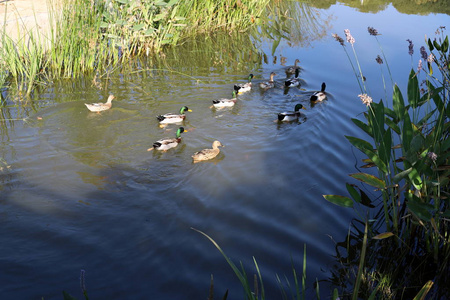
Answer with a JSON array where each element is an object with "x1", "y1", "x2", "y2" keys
[
  {"x1": 211, "y1": 90, "x2": 237, "y2": 108},
  {"x1": 234, "y1": 74, "x2": 254, "y2": 94},
  {"x1": 284, "y1": 68, "x2": 301, "y2": 87},
  {"x1": 259, "y1": 72, "x2": 276, "y2": 90},
  {"x1": 84, "y1": 95, "x2": 115, "y2": 112},
  {"x1": 157, "y1": 106, "x2": 192, "y2": 124},
  {"x1": 277, "y1": 103, "x2": 306, "y2": 122},
  {"x1": 310, "y1": 82, "x2": 327, "y2": 102},
  {"x1": 148, "y1": 127, "x2": 186, "y2": 151},
  {"x1": 285, "y1": 59, "x2": 301, "y2": 75},
  {"x1": 192, "y1": 140, "x2": 223, "y2": 163}
]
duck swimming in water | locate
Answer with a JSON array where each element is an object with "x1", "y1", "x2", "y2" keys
[
  {"x1": 84, "y1": 95, "x2": 115, "y2": 112},
  {"x1": 192, "y1": 140, "x2": 223, "y2": 163},
  {"x1": 277, "y1": 103, "x2": 306, "y2": 122},
  {"x1": 284, "y1": 68, "x2": 301, "y2": 88},
  {"x1": 259, "y1": 72, "x2": 276, "y2": 90},
  {"x1": 234, "y1": 74, "x2": 254, "y2": 94},
  {"x1": 310, "y1": 82, "x2": 327, "y2": 102},
  {"x1": 157, "y1": 106, "x2": 192, "y2": 125},
  {"x1": 148, "y1": 127, "x2": 186, "y2": 151},
  {"x1": 212, "y1": 90, "x2": 237, "y2": 108}
]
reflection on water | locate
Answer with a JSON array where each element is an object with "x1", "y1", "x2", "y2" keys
[{"x1": 1, "y1": 1, "x2": 449, "y2": 299}]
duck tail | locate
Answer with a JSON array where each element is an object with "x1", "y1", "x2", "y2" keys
[
  {"x1": 310, "y1": 95, "x2": 318, "y2": 102},
  {"x1": 156, "y1": 115, "x2": 165, "y2": 121},
  {"x1": 277, "y1": 113, "x2": 285, "y2": 121}
]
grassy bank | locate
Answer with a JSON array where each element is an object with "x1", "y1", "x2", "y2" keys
[{"x1": 0, "y1": 0, "x2": 270, "y2": 96}]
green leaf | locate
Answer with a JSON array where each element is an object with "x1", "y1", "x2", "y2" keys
[
  {"x1": 413, "y1": 280, "x2": 434, "y2": 300},
  {"x1": 427, "y1": 38, "x2": 434, "y2": 51},
  {"x1": 373, "y1": 232, "x2": 394, "y2": 240},
  {"x1": 351, "y1": 118, "x2": 372, "y2": 137},
  {"x1": 393, "y1": 167, "x2": 413, "y2": 183},
  {"x1": 345, "y1": 136, "x2": 374, "y2": 152},
  {"x1": 402, "y1": 111, "x2": 413, "y2": 154},
  {"x1": 62, "y1": 291, "x2": 78, "y2": 300},
  {"x1": 407, "y1": 166, "x2": 423, "y2": 190},
  {"x1": 393, "y1": 84, "x2": 405, "y2": 121},
  {"x1": 442, "y1": 36, "x2": 449, "y2": 53},
  {"x1": 116, "y1": 0, "x2": 129, "y2": 3},
  {"x1": 350, "y1": 173, "x2": 386, "y2": 189},
  {"x1": 132, "y1": 24, "x2": 145, "y2": 31},
  {"x1": 433, "y1": 39, "x2": 441, "y2": 51},
  {"x1": 407, "y1": 200, "x2": 432, "y2": 222},
  {"x1": 346, "y1": 183, "x2": 361, "y2": 203},
  {"x1": 323, "y1": 195, "x2": 354, "y2": 208},
  {"x1": 408, "y1": 68, "x2": 420, "y2": 109},
  {"x1": 385, "y1": 117, "x2": 400, "y2": 134}
]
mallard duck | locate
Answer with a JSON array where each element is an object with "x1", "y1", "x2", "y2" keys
[
  {"x1": 285, "y1": 59, "x2": 301, "y2": 75},
  {"x1": 212, "y1": 90, "x2": 237, "y2": 108},
  {"x1": 84, "y1": 95, "x2": 115, "y2": 112},
  {"x1": 284, "y1": 68, "x2": 301, "y2": 87},
  {"x1": 192, "y1": 140, "x2": 223, "y2": 163},
  {"x1": 157, "y1": 106, "x2": 192, "y2": 124},
  {"x1": 234, "y1": 74, "x2": 254, "y2": 94},
  {"x1": 148, "y1": 127, "x2": 186, "y2": 151},
  {"x1": 259, "y1": 72, "x2": 276, "y2": 90},
  {"x1": 310, "y1": 82, "x2": 327, "y2": 102},
  {"x1": 277, "y1": 103, "x2": 306, "y2": 122}
]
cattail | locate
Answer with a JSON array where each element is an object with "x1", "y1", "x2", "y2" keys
[{"x1": 344, "y1": 29, "x2": 355, "y2": 45}]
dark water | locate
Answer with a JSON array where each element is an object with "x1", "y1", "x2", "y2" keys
[{"x1": 0, "y1": 2, "x2": 449, "y2": 299}]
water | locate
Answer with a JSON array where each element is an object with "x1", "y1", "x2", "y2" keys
[{"x1": 1, "y1": 2, "x2": 449, "y2": 299}]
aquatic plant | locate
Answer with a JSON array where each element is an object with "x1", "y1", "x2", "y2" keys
[{"x1": 325, "y1": 27, "x2": 449, "y2": 298}]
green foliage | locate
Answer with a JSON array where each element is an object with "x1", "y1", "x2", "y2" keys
[{"x1": 325, "y1": 26, "x2": 449, "y2": 298}]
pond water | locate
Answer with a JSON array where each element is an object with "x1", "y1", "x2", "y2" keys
[{"x1": 1, "y1": 1, "x2": 449, "y2": 299}]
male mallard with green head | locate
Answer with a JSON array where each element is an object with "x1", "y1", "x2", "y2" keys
[
  {"x1": 148, "y1": 127, "x2": 186, "y2": 151},
  {"x1": 284, "y1": 68, "x2": 301, "y2": 88},
  {"x1": 211, "y1": 90, "x2": 237, "y2": 108},
  {"x1": 277, "y1": 103, "x2": 306, "y2": 122},
  {"x1": 234, "y1": 74, "x2": 254, "y2": 94},
  {"x1": 157, "y1": 106, "x2": 192, "y2": 124}
]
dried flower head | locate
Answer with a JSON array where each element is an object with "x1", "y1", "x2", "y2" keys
[
  {"x1": 358, "y1": 94, "x2": 373, "y2": 107},
  {"x1": 332, "y1": 33, "x2": 345, "y2": 46},
  {"x1": 420, "y1": 46, "x2": 427, "y2": 60},
  {"x1": 368, "y1": 27, "x2": 379, "y2": 36},
  {"x1": 427, "y1": 54, "x2": 434, "y2": 63},
  {"x1": 417, "y1": 59, "x2": 423, "y2": 72},
  {"x1": 375, "y1": 55, "x2": 383, "y2": 64},
  {"x1": 406, "y1": 39, "x2": 414, "y2": 56},
  {"x1": 344, "y1": 29, "x2": 355, "y2": 45},
  {"x1": 427, "y1": 151, "x2": 437, "y2": 162}
]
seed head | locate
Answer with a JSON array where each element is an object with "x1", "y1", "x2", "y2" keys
[
  {"x1": 375, "y1": 55, "x2": 383, "y2": 64},
  {"x1": 344, "y1": 29, "x2": 355, "y2": 45},
  {"x1": 427, "y1": 151, "x2": 437, "y2": 162},
  {"x1": 368, "y1": 27, "x2": 379, "y2": 36},
  {"x1": 358, "y1": 94, "x2": 373, "y2": 107},
  {"x1": 406, "y1": 39, "x2": 414, "y2": 56},
  {"x1": 332, "y1": 33, "x2": 345, "y2": 46},
  {"x1": 420, "y1": 46, "x2": 427, "y2": 60},
  {"x1": 417, "y1": 59, "x2": 423, "y2": 72}
]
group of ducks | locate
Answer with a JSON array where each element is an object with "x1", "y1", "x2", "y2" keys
[{"x1": 83, "y1": 59, "x2": 327, "y2": 163}]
